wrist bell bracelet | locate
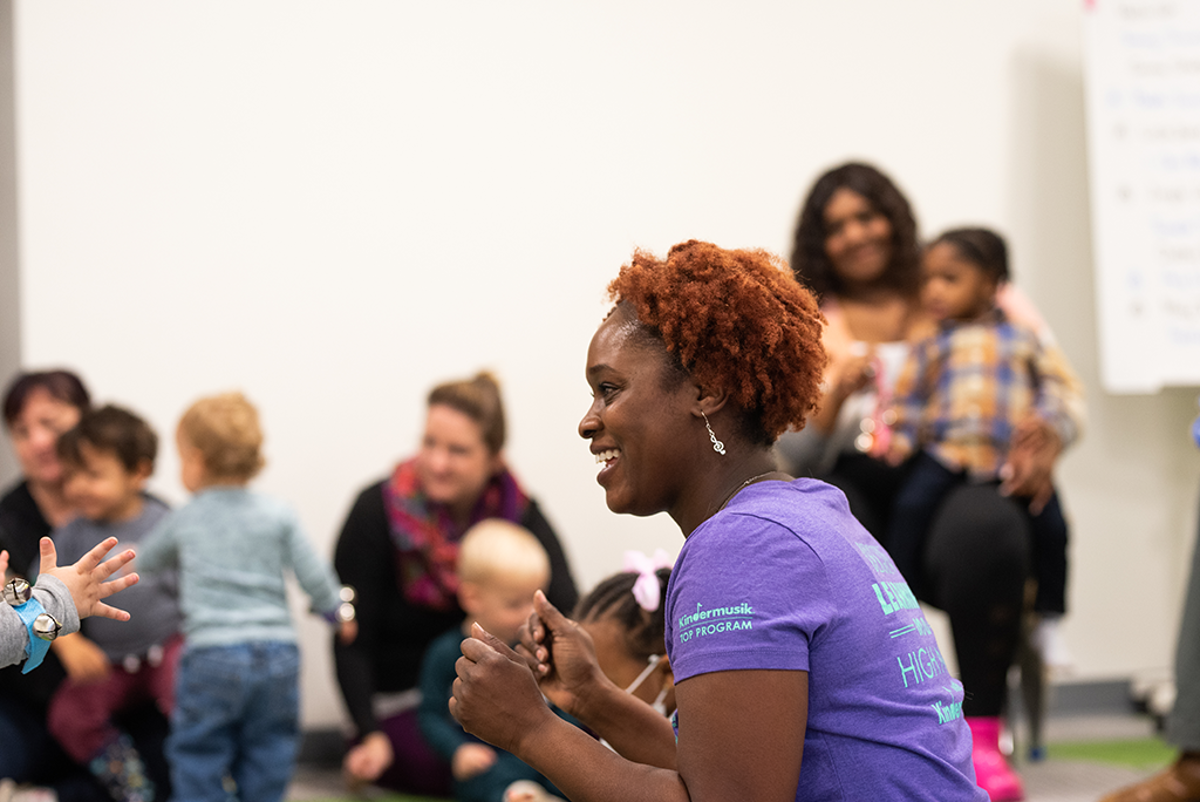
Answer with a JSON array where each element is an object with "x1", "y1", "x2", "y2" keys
[
  {"x1": 3, "y1": 578, "x2": 32, "y2": 606},
  {"x1": 12, "y1": 595, "x2": 60, "y2": 673},
  {"x1": 337, "y1": 586, "x2": 356, "y2": 623},
  {"x1": 320, "y1": 586, "x2": 356, "y2": 625}
]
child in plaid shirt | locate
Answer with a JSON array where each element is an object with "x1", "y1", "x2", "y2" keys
[{"x1": 885, "y1": 227, "x2": 1081, "y2": 653}]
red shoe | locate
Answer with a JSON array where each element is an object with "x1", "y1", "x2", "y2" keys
[{"x1": 967, "y1": 716, "x2": 1025, "y2": 801}]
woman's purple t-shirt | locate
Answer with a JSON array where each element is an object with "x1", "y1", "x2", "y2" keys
[{"x1": 665, "y1": 478, "x2": 986, "y2": 801}]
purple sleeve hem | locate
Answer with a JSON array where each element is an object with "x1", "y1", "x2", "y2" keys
[{"x1": 672, "y1": 647, "x2": 810, "y2": 684}]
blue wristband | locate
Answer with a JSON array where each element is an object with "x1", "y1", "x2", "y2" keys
[{"x1": 15, "y1": 597, "x2": 53, "y2": 674}]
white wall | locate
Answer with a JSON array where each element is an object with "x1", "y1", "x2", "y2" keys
[{"x1": 10, "y1": 1, "x2": 1197, "y2": 729}]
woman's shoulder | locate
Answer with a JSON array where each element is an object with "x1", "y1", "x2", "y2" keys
[
  {"x1": 343, "y1": 477, "x2": 390, "y2": 520},
  {"x1": 691, "y1": 479, "x2": 854, "y2": 550},
  {"x1": 0, "y1": 480, "x2": 41, "y2": 525}
]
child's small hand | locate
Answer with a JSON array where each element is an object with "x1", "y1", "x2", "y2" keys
[
  {"x1": 41, "y1": 536, "x2": 139, "y2": 622},
  {"x1": 343, "y1": 731, "x2": 393, "y2": 783},
  {"x1": 0, "y1": 549, "x2": 8, "y2": 580},
  {"x1": 452, "y1": 742, "x2": 497, "y2": 781},
  {"x1": 54, "y1": 633, "x2": 112, "y2": 683}
]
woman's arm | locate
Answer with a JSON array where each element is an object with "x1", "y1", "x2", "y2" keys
[
  {"x1": 776, "y1": 354, "x2": 872, "y2": 478},
  {"x1": 999, "y1": 331, "x2": 1084, "y2": 512},
  {"x1": 675, "y1": 670, "x2": 807, "y2": 802},
  {"x1": 454, "y1": 625, "x2": 807, "y2": 802},
  {"x1": 333, "y1": 483, "x2": 392, "y2": 738},
  {"x1": 809, "y1": 351, "x2": 875, "y2": 436}
]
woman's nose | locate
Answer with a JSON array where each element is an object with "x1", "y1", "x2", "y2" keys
[
  {"x1": 842, "y1": 219, "x2": 866, "y2": 245},
  {"x1": 30, "y1": 426, "x2": 56, "y2": 452},
  {"x1": 426, "y1": 447, "x2": 450, "y2": 473},
  {"x1": 579, "y1": 401, "x2": 600, "y2": 439}
]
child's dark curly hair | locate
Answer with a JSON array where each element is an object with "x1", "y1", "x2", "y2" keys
[
  {"x1": 57, "y1": 404, "x2": 158, "y2": 473},
  {"x1": 607, "y1": 240, "x2": 827, "y2": 445},
  {"x1": 929, "y1": 227, "x2": 1010, "y2": 284},
  {"x1": 575, "y1": 568, "x2": 671, "y2": 663}
]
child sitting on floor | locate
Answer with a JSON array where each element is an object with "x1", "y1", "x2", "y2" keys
[
  {"x1": 137, "y1": 391, "x2": 355, "y2": 802},
  {"x1": 48, "y1": 404, "x2": 181, "y2": 802},
  {"x1": 418, "y1": 518, "x2": 562, "y2": 802}
]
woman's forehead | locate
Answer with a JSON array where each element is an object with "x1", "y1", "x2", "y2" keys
[{"x1": 589, "y1": 311, "x2": 661, "y2": 367}]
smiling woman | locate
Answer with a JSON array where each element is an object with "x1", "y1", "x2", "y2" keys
[
  {"x1": 448, "y1": 241, "x2": 989, "y2": 802},
  {"x1": 331, "y1": 371, "x2": 578, "y2": 797}
]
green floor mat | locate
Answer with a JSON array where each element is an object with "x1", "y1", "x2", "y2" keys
[{"x1": 1046, "y1": 738, "x2": 1177, "y2": 771}]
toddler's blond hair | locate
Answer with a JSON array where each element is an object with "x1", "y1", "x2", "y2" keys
[
  {"x1": 457, "y1": 519, "x2": 549, "y2": 587},
  {"x1": 178, "y1": 391, "x2": 265, "y2": 482}
]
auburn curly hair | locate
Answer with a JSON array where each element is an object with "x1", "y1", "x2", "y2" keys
[
  {"x1": 790, "y1": 162, "x2": 921, "y2": 301},
  {"x1": 607, "y1": 240, "x2": 827, "y2": 445}
]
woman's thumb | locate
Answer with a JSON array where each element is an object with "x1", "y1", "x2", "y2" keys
[
  {"x1": 470, "y1": 622, "x2": 518, "y2": 660},
  {"x1": 533, "y1": 590, "x2": 569, "y2": 630}
]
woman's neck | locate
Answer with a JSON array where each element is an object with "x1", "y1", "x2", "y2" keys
[
  {"x1": 672, "y1": 448, "x2": 786, "y2": 537},
  {"x1": 27, "y1": 478, "x2": 75, "y2": 528},
  {"x1": 835, "y1": 289, "x2": 927, "y2": 344}
]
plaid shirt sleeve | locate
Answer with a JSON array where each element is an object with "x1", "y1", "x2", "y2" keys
[
  {"x1": 889, "y1": 336, "x2": 938, "y2": 459},
  {"x1": 1029, "y1": 337, "x2": 1086, "y2": 448}
]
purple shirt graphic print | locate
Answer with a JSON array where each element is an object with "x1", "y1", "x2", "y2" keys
[{"x1": 664, "y1": 478, "x2": 986, "y2": 802}]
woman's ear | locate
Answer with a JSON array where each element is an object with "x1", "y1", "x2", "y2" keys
[{"x1": 694, "y1": 384, "x2": 729, "y2": 418}]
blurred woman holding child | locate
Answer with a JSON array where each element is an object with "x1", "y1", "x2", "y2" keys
[
  {"x1": 333, "y1": 371, "x2": 578, "y2": 796},
  {"x1": 777, "y1": 162, "x2": 1086, "y2": 801},
  {"x1": 0, "y1": 370, "x2": 169, "y2": 802}
]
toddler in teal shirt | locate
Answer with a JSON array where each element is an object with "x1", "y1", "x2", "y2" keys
[{"x1": 138, "y1": 391, "x2": 354, "y2": 802}]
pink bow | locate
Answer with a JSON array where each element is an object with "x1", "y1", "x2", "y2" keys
[{"x1": 622, "y1": 549, "x2": 675, "y2": 612}]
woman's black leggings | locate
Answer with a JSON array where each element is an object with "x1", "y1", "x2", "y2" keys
[
  {"x1": 827, "y1": 455, "x2": 1031, "y2": 717},
  {"x1": 923, "y1": 484, "x2": 1031, "y2": 716}
]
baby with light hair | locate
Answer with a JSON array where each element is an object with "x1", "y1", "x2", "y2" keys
[{"x1": 418, "y1": 518, "x2": 563, "y2": 802}]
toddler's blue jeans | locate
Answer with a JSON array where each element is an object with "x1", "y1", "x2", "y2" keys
[{"x1": 167, "y1": 641, "x2": 300, "y2": 802}]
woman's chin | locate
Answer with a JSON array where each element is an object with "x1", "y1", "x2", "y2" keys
[
  {"x1": 602, "y1": 488, "x2": 633, "y2": 515},
  {"x1": 27, "y1": 465, "x2": 64, "y2": 487}
]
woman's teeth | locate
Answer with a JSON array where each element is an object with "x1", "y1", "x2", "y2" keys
[{"x1": 594, "y1": 449, "x2": 619, "y2": 464}]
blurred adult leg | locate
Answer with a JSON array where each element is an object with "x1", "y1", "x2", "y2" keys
[
  {"x1": 1100, "y1": 522, "x2": 1200, "y2": 801},
  {"x1": 924, "y1": 483, "x2": 1031, "y2": 801}
]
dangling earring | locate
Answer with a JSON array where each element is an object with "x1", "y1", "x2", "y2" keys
[{"x1": 702, "y1": 412, "x2": 726, "y2": 456}]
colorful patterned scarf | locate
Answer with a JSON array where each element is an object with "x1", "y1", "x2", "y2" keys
[{"x1": 382, "y1": 457, "x2": 530, "y2": 610}]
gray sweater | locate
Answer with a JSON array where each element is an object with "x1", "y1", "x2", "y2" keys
[
  {"x1": 0, "y1": 575, "x2": 80, "y2": 668},
  {"x1": 53, "y1": 495, "x2": 181, "y2": 660}
]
